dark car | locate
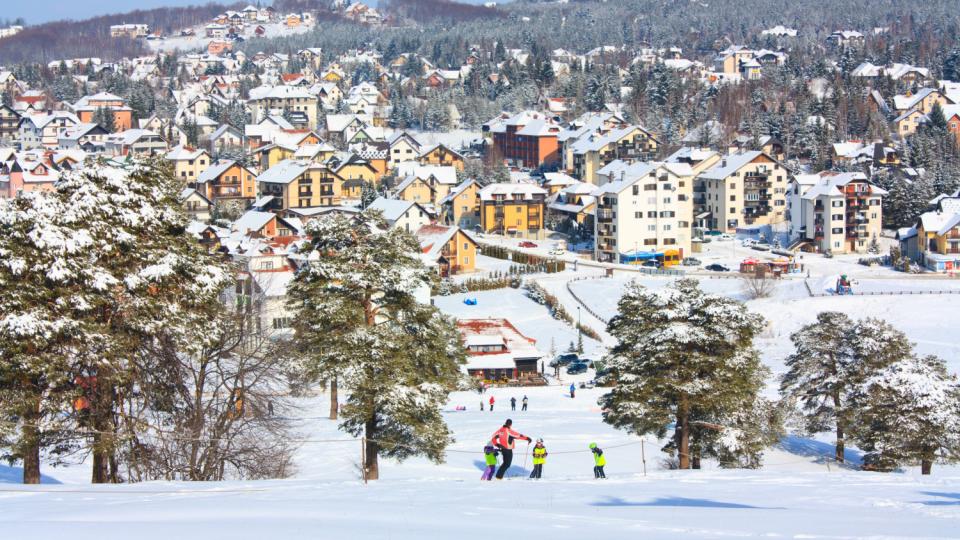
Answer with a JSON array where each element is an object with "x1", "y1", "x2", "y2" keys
[
  {"x1": 549, "y1": 353, "x2": 579, "y2": 368},
  {"x1": 566, "y1": 361, "x2": 588, "y2": 375},
  {"x1": 682, "y1": 257, "x2": 702, "y2": 266},
  {"x1": 705, "y1": 264, "x2": 730, "y2": 272}
]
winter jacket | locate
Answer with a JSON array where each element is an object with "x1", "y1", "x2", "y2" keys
[
  {"x1": 532, "y1": 445, "x2": 547, "y2": 465},
  {"x1": 592, "y1": 447, "x2": 606, "y2": 466},
  {"x1": 491, "y1": 426, "x2": 530, "y2": 450},
  {"x1": 484, "y1": 450, "x2": 498, "y2": 466}
]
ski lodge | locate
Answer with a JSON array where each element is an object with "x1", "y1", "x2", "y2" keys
[{"x1": 456, "y1": 318, "x2": 544, "y2": 384}]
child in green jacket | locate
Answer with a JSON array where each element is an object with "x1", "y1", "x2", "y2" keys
[
  {"x1": 590, "y1": 442, "x2": 606, "y2": 479},
  {"x1": 529, "y1": 439, "x2": 547, "y2": 479},
  {"x1": 481, "y1": 445, "x2": 498, "y2": 481}
]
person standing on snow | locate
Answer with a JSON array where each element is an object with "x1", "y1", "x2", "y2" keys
[
  {"x1": 481, "y1": 445, "x2": 499, "y2": 481},
  {"x1": 490, "y1": 419, "x2": 532, "y2": 479},
  {"x1": 529, "y1": 439, "x2": 547, "y2": 479},
  {"x1": 521, "y1": 396, "x2": 528, "y2": 411},
  {"x1": 569, "y1": 382, "x2": 576, "y2": 398},
  {"x1": 590, "y1": 443, "x2": 606, "y2": 478},
  {"x1": 510, "y1": 397, "x2": 516, "y2": 411},
  {"x1": 489, "y1": 395, "x2": 495, "y2": 411}
]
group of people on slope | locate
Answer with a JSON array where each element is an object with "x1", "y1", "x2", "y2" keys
[
  {"x1": 483, "y1": 395, "x2": 528, "y2": 412},
  {"x1": 481, "y1": 419, "x2": 606, "y2": 480}
]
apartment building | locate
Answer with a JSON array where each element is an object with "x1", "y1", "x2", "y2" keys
[
  {"x1": 696, "y1": 151, "x2": 788, "y2": 232},
  {"x1": 483, "y1": 110, "x2": 562, "y2": 169},
  {"x1": 248, "y1": 86, "x2": 319, "y2": 129},
  {"x1": 565, "y1": 125, "x2": 658, "y2": 184},
  {"x1": 899, "y1": 192, "x2": 960, "y2": 272},
  {"x1": 257, "y1": 159, "x2": 344, "y2": 210},
  {"x1": 789, "y1": 172, "x2": 886, "y2": 254},
  {"x1": 478, "y1": 182, "x2": 547, "y2": 236},
  {"x1": 594, "y1": 161, "x2": 694, "y2": 264}
]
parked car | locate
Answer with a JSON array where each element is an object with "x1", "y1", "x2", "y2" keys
[
  {"x1": 549, "y1": 248, "x2": 565, "y2": 256},
  {"x1": 741, "y1": 239, "x2": 757, "y2": 247},
  {"x1": 706, "y1": 263, "x2": 730, "y2": 272},
  {"x1": 752, "y1": 243, "x2": 772, "y2": 251},
  {"x1": 549, "y1": 353, "x2": 579, "y2": 368},
  {"x1": 704, "y1": 230, "x2": 723, "y2": 236},
  {"x1": 566, "y1": 361, "x2": 589, "y2": 375},
  {"x1": 682, "y1": 257, "x2": 702, "y2": 266},
  {"x1": 718, "y1": 233, "x2": 734, "y2": 240},
  {"x1": 518, "y1": 241, "x2": 538, "y2": 248},
  {"x1": 823, "y1": 250, "x2": 834, "y2": 259},
  {"x1": 641, "y1": 260, "x2": 661, "y2": 268}
]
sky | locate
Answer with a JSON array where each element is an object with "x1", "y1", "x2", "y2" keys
[{"x1": 4, "y1": 0, "x2": 231, "y2": 25}]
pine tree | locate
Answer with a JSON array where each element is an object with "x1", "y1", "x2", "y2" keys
[
  {"x1": 781, "y1": 314, "x2": 911, "y2": 464},
  {"x1": 93, "y1": 106, "x2": 116, "y2": 132},
  {"x1": 849, "y1": 354, "x2": 960, "y2": 474},
  {"x1": 0, "y1": 161, "x2": 229, "y2": 483},
  {"x1": 600, "y1": 279, "x2": 767, "y2": 469},
  {"x1": 287, "y1": 212, "x2": 465, "y2": 480}
]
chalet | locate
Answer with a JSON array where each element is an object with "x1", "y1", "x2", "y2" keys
[
  {"x1": 418, "y1": 143, "x2": 466, "y2": 170},
  {"x1": 58, "y1": 123, "x2": 109, "y2": 151},
  {"x1": 440, "y1": 179, "x2": 481, "y2": 230},
  {"x1": 197, "y1": 160, "x2": 258, "y2": 202},
  {"x1": 416, "y1": 224, "x2": 478, "y2": 276},
  {"x1": 899, "y1": 192, "x2": 960, "y2": 272},
  {"x1": 456, "y1": 319, "x2": 543, "y2": 382},
  {"x1": 104, "y1": 129, "x2": 166, "y2": 157},
  {"x1": 180, "y1": 187, "x2": 214, "y2": 222},
  {"x1": 18, "y1": 111, "x2": 81, "y2": 149},
  {"x1": 0, "y1": 104, "x2": 21, "y2": 142},
  {"x1": 166, "y1": 145, "x2": 212, "y2": 182},
  {"x1": 366, "y1": 197, "x2": 432, "y2": 232},
  {"x1": 71, "y1": 92, "x2": 134, "y2": 132},
  {"x1": 231, "y1": 210, "x2": 298, "y2": 239},
  {"x1": 478, "y1": 182, "x2": 547, "y2": 236}
]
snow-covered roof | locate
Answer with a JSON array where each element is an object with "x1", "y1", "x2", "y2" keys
[
  {"x1": 232, "y1": 210, "x2": 276, "y2": 234},
  {"x1": 257, "y1": 159, "x2": 311, "y2": 185},
  {"x1": 698, "y1": 151, "x2": 764, "y2": 180},
  {"x1": 478, "y1": 182, "x2": 547, "y2": 201},
  {"x1": 366, "y1": 197, "x2": 418, "y2": 223}
]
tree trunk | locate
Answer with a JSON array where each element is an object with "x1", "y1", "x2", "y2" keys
[
  {"x1": 91, "y1": 383, "x2": 116, "y2": 484},
  {"x1": 21, "y1": 395, "x2": 42, "y2": 485},
  {"x1": 921, "y1": 451, "x2": 933, "y2": 475},
  {"x1": 364, "y1": 419, "x2": 379, "y2": 481},
  {"x1": 677, "y1": 397, "x2": 690, "y2": 470},
  {"x1": 329, "y1": 378, "x2": 338, "y2": 420},
  {"x1": 833, "y1": 390, "x2": 844, "y2": 464}
]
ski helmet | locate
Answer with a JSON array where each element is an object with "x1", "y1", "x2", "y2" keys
[
  {"x1": 536, "y1": 438, "x2": 544, "y2": 444},
  {"x1": 589, "y1": 442, "x2": 597, "y2": 449}
]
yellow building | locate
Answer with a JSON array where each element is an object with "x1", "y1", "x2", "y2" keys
[
  {"x1": 416, "y1": 224, "x2": 479, "y2": 276},
  {"x1": 258, "y1": 143, "x2": 297, "y2": 171},
  {"x1": 257, "y1": 159, "x2": 346, "y2": 210},
  {"x1": 418, "y1": 143, "x2": 465, "y2": 170},
  {"x1": 166, "y1": 145, "x2": 212, "y2": 183},
  {"x1": 478, "y1": 183, "x2": 548, "y2": 236},
  {"x1": 440, "y1": 179, "x2": 481, "y2": 229}
]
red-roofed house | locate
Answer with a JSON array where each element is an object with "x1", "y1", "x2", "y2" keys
[
  {"x1": 416, "y1": 224, "x2": 477, "y2": 276},
  {"x1": 456, "y1": 318, "x2": 544, "y2": 382}
]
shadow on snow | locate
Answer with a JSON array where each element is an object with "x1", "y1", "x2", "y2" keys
[{"x1": 591, "y1": 496, "x2": 785, "y2": 510}]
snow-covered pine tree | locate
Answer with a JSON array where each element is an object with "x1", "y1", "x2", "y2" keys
[
  {"x1": 0, "y1": 161, "x2": 229, "y2": 483},
  {"x1": 781, "y1": 314, "x2": 912, "y2": 464},
  {"x1": 287, "y1": 212, "x2": 465, "y2": 480},
  {"x1": 849, "y1": 354, "x2": 960, "y2": 474},
  {"x1": 600, "y1": 279, "x2": 767, "y2": 469}
]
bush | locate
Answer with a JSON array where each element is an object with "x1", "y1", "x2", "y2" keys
[{"x1": 479, "y1": 244, "x2": 566, "y2": 273}]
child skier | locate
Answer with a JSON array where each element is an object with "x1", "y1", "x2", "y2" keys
[
  {"x1": 489, "y1": 395, "x2": 495, "y2": 411},
  {"x1": 529, "y1": 439, "x2": 547, "y2": 479},
  {"x1": 589, "y1": 442, "x2": 606, "y2": 479},
  {"x1": 481, "y1": 445, "x2": 498, "y2": 481}
]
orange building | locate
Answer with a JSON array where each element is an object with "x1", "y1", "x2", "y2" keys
[
  {"x1": 484, "y1": 110, "x2": 562, "y2": 169},
  {"x1": 72, "y1": 92, "x2": 133, "y2": 132}
]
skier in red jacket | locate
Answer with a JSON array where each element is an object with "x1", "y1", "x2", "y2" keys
[{"x1": 490, "y1": 419, "x2": 531, "y2": 479}]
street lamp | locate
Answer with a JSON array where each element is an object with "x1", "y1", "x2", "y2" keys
[{"x1": 577, "y1": 306, "x2": 581, "y2": 350}]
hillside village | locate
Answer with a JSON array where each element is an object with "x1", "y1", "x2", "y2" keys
[{"x1": 2, "y1": 1, "x2": 960, "y2": 537}]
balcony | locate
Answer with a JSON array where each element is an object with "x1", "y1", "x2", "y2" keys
[{"x1": 597, "y1": 209, "x2": 615, "y2": 222}]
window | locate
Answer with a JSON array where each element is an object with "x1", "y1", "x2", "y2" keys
[
  {"x1": 659, "y1": 211, "x2": 675, "y2": 218},
  {"x1": 644, "y1": 238, "x2": 657, "y2": 245},
  {"x1": 647, "y1": 197, "x2": 657, "y2": 204},
  {"x1": 663, "y1": 224, "x2": 672, "y2": 231},
  {"x1": 463, "y1": 256, "x2": 469, "y2": 265},
  {"x1": 272, "y1": 317, "x2": 292, "y2": 329},
  {"x1": 634, "y1": 212, "x2": 642, "y2": 219},
  {"x1": 663, "y1": 197, "x2": 671, "y2": 204},
  {"x1": 832, "y1": 214, "x2": 843, "y2": 221},
  {"x1": 729, "y1": 207, "x2": 736, "y2": 214},
  {"x1": 644, "y1": 184, "x2": 656, "y2": 191},
  {"x1": 647, "y1": 224, "x2": 656, "y2": 231},
  {"x1": 463, "y1": 242, "x2": 468, "y2": 250},
  {"x1": 647, "y1": 211, "x2": 657, "y2": 218},
  {"x1": 832, "y1": 200, "x2": 844, "y2": 207},
  {"x1": 832, "y1": 227, "x2": 843, "y2": 234},
  {"x1": 775, "y1": 200, "x2": 785, "y2": 206},
  {"x1": 678, "y1": 221, "x2": 689, "y2": 228},
  {"x1": 663, "y1": 238, "x2": 676, "y2": 245},
  {"x1": 632, "y1": 185, "x2": 639, "y2": 195},
  {"x1": 730, "y1": 195, "x2": 736, "y2": 201},
  {"x1": 871, "y1": 213, "x2": 877, "y2": 219}
]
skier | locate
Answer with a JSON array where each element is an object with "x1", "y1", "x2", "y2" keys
[
  {"x1": 510, "y1": 397, "x2": 516, "y2": 411},
  {"x1": 480, "y1": 399, "x2": 484, "y2": 411},
  {"x1": 569, "y1": 382, "x2": 576, "y2": 398},
  {"x1": 490, "y1": 419, "x2": 532, "y2": 479},
  {"x1": 521, "y1": 396, "x2": 528, "y2": 411},
  {"x1": 590, "y1": 443, "x2": 606, "y2": 479},
  {"x1": 529, "y1": 439, "x2": 547, "y2": 479},
  {"x1": 489, "y1": 395, "x2": 495, "y2": 411},
  {"x1": 481, "y1": 445, "x2": 499, "y2": 481}
]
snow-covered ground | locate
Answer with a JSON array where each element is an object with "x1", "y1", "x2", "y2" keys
[
  {"x1": 5, "y1": 250, "x2": 960, "y2": 538},
  {"x1": 4, "y1": 383, "x2": 959, "y2": 539}
]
